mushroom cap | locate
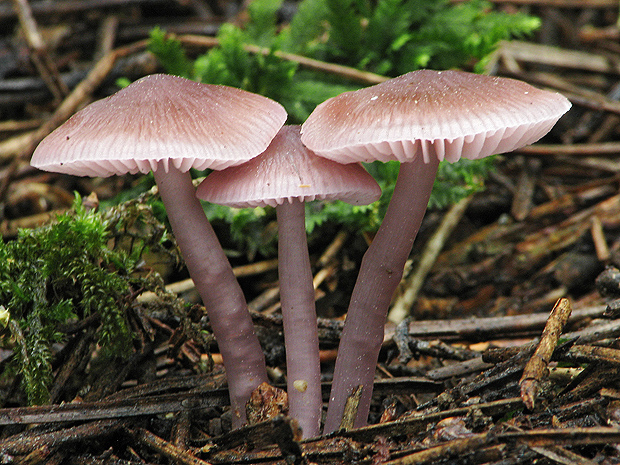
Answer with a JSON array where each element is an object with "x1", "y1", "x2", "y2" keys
[
  {"x1": 300, "y1": 70, "x2": 571, "y2": 164},
  {"x1": 31, "y1": 74, "x2": 288, "y2": 177},
  {"x1": 196, "y1": 125, "x2": 381, "y2": 208}
]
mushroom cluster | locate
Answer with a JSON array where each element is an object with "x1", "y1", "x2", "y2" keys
[{"x1": 31, "y1": 70, "x2": 571, "y2": 438}]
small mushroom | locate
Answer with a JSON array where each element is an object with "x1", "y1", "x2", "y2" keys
[
  {"x1": 301, "y1": 69, "x2": 572, "y2": 432},
  {"x1": 31, "y1": 74, "x2": 287, "y2": 427},
  {"x1": 197, "y1": 125, "x2": 381, "y2": 437}
]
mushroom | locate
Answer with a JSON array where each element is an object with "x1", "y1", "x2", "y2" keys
[
  {"x1": 196, "y1": 125, "x2": 381, "y2": 437},
  {"x1": 300, "y1": 69, "x2": 572, "y2": 432},
  {"x1": 30, "y1": 73, "x2": 287, "y2": 427}
]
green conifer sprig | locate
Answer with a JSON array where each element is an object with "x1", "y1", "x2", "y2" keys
[{"x1": 145, "y1": 0, "x2": 539, "y2": 257}]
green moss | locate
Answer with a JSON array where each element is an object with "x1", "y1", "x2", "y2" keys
[{"x1": 0, "y1": 196, "x2": 165, "y2": 405}]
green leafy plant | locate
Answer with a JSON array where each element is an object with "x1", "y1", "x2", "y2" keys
[
  {"x1": 146, "y1": 0, "x2": 538, "y2": 257},
  {"x1": 203, "y1": 202, "x2": 277, "y2": 260},
  {"x1": 0, "y1": 197, "x2": 164, "y2": 404},
  {"x1": 149, "y1": 0, "x2": 539, "y2": 118},
  {"x1": 149, "y1": 24, "x2": 356, "y2": 124},
  {"x1": 280, "y1": 0, "x2": 539, "y2": 74}
]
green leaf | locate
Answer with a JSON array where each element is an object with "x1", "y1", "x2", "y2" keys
[
  {"x1": 429, "y1": 158, "x2": 495, "y2": 209},
  {"x1": 324, "y1": 0, "x2": 364, "y2": 59},
  {"x1": 280, "y1": 0, "x2": 329, "y2": 54},
  {"x1": 147, "y1": 27, "x2": 192, "y2": 78},
  {"x1": 246, "y1": 0, "x2": 284, "y2": 46}
]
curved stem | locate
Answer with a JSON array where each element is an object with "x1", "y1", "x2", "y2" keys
[
  {"x1": 153, "y1": 165, "x2": 268, "y2": 428},
  {"x1": 276, "y1": 199, "x2": 322, "y2": 438},
  {"x1": 323, "y1": 158, "x2": 440, "y2": 433}
]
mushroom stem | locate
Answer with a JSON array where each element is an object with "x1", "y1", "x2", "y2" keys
[
  {"x1": 153, "y1": 164, "x2": 268, "y2": 428},
  {"x1": 323, "y1": 157, "x2": 440, "y2": 433},
  {"x1": 276, "y1": 199, "x2": 322, "y2": 438}
]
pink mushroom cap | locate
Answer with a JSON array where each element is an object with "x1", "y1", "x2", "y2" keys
[
  {"x1": 31, "y1": 74, "x2": 288, "y2": 177},
  {"x1": 196, "y1": 125, "x2": 381, "y2": 208},
  {"x1": 300, "y1": 70, "x2": 571, "y2": 164}
]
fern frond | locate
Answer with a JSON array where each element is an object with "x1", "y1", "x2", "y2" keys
[
  {"x1": 147, "y1": 27, "x2": 192, "y2": 78},
  {"x1": 324, "y1": 0, "x2": 363, "y2": 59},
  {"x1": 280, "y1": 0, "x2": 329, "y2": 54},
  {"x1": 245, "y1": 0, "x2": 284, "y2": 46}
]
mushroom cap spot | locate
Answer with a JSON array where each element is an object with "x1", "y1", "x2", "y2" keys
[
  {"x1": 300, "y1": 70, "x2": 571, "y2": 164},
  {"x1": 196, "y1": 125, "x2": 382, "y2": 208},
  {"x1": 31, "y1": 74, "x2": 288, "y2": 177}
]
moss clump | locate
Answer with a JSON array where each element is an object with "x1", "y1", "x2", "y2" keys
[{"x1": 0, "y1": 196, "x2": 163, "y2": 405}]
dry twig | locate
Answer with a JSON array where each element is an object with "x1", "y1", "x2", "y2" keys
[{"x1": 519, "y1": 298, "x2": 573, "y2": 410}]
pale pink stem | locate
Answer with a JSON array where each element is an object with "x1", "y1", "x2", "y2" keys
[
  {"x1": 323, "y1": 158, "x2": 440, "y2": 433},
  {"x1": 153, "y1": 164, "x2": 268, "y2": 428},
  {"x1": 276, "y1": 199, "x2": 322, "y2": 438}
]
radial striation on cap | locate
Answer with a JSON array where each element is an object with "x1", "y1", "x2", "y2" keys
[
  {"x1": 31, "y1": 74, "x2": 288, "y2": 177},
  {"x1": 300, "y1": 70, "x2": 571, "y2": 165},
  {"x1": 196, "y1": 125, "x2": 381, "y2": 208}
]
